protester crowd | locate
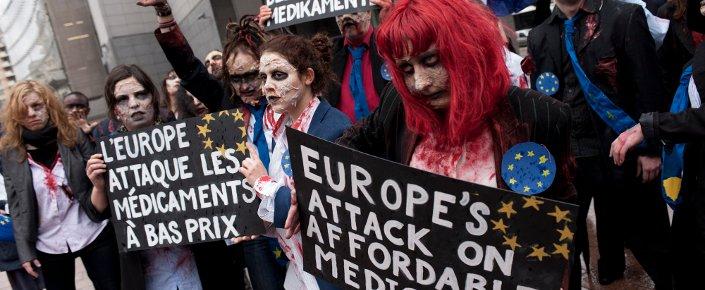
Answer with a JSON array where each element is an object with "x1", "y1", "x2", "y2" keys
[{"x1": 0, "y1": 0, "x2": 704, "y2": 289}]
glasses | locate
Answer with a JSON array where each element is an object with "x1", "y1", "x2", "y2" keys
[{"x1": 229, "y1": 71, "x2": 260, "y2": 85}]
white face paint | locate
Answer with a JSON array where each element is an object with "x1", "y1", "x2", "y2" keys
[
  {"x1": 395, "y1": 44, "x2": 450, "y2": 110},
  {"x1": 113, "y1": 77, "x2": 155, "y2": 131},
  {"x1": 259, "y1": 52, "x2": 304, "y2": 114},
  {"x1": 21, "y1": 92, "x2": 49, "y2": 131},
  {"x1": 227, "y1": 52, "x2": 262, "y2": 105},
  {"x1": 700, "y1": 0, "x2": 705, "y2": 16},
  {"x1": 335, "y1": 12, "x2": 372, "y2": 41}
]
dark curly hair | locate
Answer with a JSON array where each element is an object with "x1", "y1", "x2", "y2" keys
[
  {"x1": 221, "y1": 15, "x2": 269, "y2": 105},
  {"x1": 260, "y1": 33, "x2": 336, "y2": 96}
]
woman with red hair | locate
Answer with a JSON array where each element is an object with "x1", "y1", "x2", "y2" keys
[
  {"x1": 340, "y1": 0, "x2": 574, "y2": 199},
  {"x1": 338, "y1": 0, "x2": 577, "y2": 278}
]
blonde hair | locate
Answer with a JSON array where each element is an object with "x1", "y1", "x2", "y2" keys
[{"x1": 0, "y1": 80, "x2": 78, "y2": 160}]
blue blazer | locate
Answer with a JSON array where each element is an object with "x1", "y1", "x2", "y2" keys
[{"x1": 273, "y1": 100, "x2": 351, "y2": 228}]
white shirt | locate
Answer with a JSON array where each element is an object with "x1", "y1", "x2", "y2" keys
[
  {"x1": 257, "y1": 98, "x2": 322, "y2": 290},
  {"x1": 689, "y1": 76, "x2": 701, "y2": 109},
  {"x1": 28, "y1": 155, "x2": 107, "y2": 254}
]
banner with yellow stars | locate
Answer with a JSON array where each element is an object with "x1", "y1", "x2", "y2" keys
[
  {"x1": 98, "y1": 109, "x2": 264, "y2": 252},
  {"x1": 287, "y1": 128, "x2": 579, "y2": 290}
]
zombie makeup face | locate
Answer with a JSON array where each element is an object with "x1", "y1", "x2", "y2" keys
[
  {"x1": 21, "y1": 92, "x2": 50, "y2": 131},
  {"x1": 395, "y1": 45, "x2": 450, "y2": 110},
  {"x1": 259, "y1": 52, "x2": 307, "y2": 114},
  {"x1": 335, "y1": 12, "x2": 372, "y2": 42},
  {"x1": 227, "y1": 51, "x2": 262, "y2": 106},
  {"x1": 63, "y1": 94, "x2": 90, "y2": 118},
  {"x1": 113, "y1": 77, "x2": 155, "y2": 131},
  {"x1": 205, "y1": 51, "x2": 223, "y2": 78},
  {"x1": 701, "y1": 0, "x2": 705, "y2": 16}
]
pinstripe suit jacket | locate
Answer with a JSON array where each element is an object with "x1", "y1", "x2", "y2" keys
[{"x1": 338, "y1": 85, "x2": 576, "y2": 202}]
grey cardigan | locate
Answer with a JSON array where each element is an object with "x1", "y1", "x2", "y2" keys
[{"x1": 1, "y1": 133, "x2": 106, "y2": 263}]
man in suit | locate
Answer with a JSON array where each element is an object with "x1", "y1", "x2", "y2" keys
[
  {"x1": 527, "y1": 0, "x2": 672, "y2": 288},
  {"x1": 329, "y1": 11, "x2": 389, "y2": 122}
]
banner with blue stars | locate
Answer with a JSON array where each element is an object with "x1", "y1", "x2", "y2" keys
[{"x1": 287, "y1": 129, "x2": 578, "y2": 290}]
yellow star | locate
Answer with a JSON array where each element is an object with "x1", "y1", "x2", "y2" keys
[
  {"x1": 527, "y1": 151, "x2": 535, "y2": 157},
  {"x1": 508, "y1": 164, "x2": 514, "y2": 171},
  {"x1": 502, "y1": 235, "x2": 521, "y2": 251},
  {"x1": 556, "y1": 224, "x2": 574, "y2": 241},
  {"x1": 542, "y1": 169, "x2": 551, "y2": 177},
  {"x1": 509, "y1": 178, "x2": 517, "y2": 185},
  {"x1": 236, "y1": 141, "x2": 247, "y2": 155},
  {"x1": 552, "y1": 243, "x2": 570, "y2": 260},
  {"x1": 202, "y1": 138, "x2": 214, "y2": 150},
  {"x1": 491, "y1": 218, "x2": 509, "y2": 234},
  {"x1": 537, "y1": 181, "x2": 544, "y2": 188},
  {"x1": 498, "y1": 201, "x2": 517, "y2": 219},
  {"x1": 539, "y1": 155, "x2": 548, "y2": 164},
  {"x1": 522, "y1": 196, "x2": 544, "y2": 211},
  {"x1": 528, "y1": 245, "x2": 550, "y2": 261},
  {"x1": 216, "y1": 144, "x2": 227, "y2": 156},
  {"x1": 218, "y1": 110, "x2": 230, "y2": 116},
  {"x1": 196, "y1": 124, "x2": 211, "y2": 138},
  {"x1": 232, "y1": 110, "x2": 244, "y2": 121},
  {"x1": 523, "y1": 186, "x2": 531, "y2": 193},
  {"x1": 515, "y1": 153, "x2": 523, "y2": 160},
  {"x1": 202, "y1": 114, "x2": 215, "y2": 124},
  {"x1": 239, "y1": 126, "x2": 247, "y2": 138},
  {"x1": 547, "y1": 206, "x2": 572, "y2": 223},
  {"x1": 273, "y1": 248, "x2": 282, "y2": 258}
]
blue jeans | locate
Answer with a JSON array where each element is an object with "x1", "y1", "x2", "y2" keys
[{"x1": 243, "y1": 237, "x2": 286, "y2": 290}]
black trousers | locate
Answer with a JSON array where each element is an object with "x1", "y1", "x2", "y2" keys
[
  {"x1": 37, "y1": 225, "x2": 121, "y2": 290},
  {"x1": 190, "y1": 240, "x2": 245, "y2": 290},
  {"x1": 670, "y1": 186, "x2": 705, "y2": 290},
  {"x1": 570, "y1": 156, "x2": 672, "y2": 289}
]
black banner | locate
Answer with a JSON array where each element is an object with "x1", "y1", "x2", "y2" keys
[
  {"x1": 265, "y1": 0, "x2": 376, "y2": 30},
  {"x1": 287, "y1": 128, "x2": 578, "y2": 290},
  {"x1": 99, "y1": 110, "x2": 265, "y2": 252}
]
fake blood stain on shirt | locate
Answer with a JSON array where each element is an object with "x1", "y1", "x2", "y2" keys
[{"x1": 410, "y1": 127, "x2": 497, "y2": 188}]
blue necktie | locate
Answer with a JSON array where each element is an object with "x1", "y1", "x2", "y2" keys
[
  {"x1": 245, "y1": 99, "x2": 270, "y2": 169},
  {"x1": 564, "y1": 15, "x2": 637, "y2": 134},
  {"x1": 660, "y1": 65, "x2": 693, "y2": 208},
  {"x1": 348, "y1": 46, "x2": 371, "y2": 121}
]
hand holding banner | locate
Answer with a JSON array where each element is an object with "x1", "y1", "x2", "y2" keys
[
  {"x1": 99, "y1": 110, "x2": 265, "y2": 252},
  {"x1": 286, "y1": 128, "x2": 578, "y2": 289}
]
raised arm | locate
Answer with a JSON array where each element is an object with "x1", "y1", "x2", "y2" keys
[{"x1": 138, "y1": 0, "x2": 226, "y2": 112}]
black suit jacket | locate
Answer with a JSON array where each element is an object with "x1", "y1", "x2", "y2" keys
[
  {"x1": 657, "y1": 2, "x2": 697, "y2": 106},
  {"x1": 328, "y1": 31, "x2": 388, "y2": 108},
  {"x1": 527, "y1": 0, "x2": 665, "y2": 156},
  {"x1": 639, "y1": 43, "x2": 705, "y2": 273},
  {"x1": 337, "y1": 84, "x2": 576, "y2": 202}
]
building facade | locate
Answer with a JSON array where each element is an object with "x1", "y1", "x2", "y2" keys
[
  {"x1": 45, "y1": 0, "x2": 109, "y2": 119},
  {"x1": 0, "y1": 0, "x2": 70, "y2": 102},
  {"x1": 86, "y1": 0, "x2": 247, "y2": 92}
]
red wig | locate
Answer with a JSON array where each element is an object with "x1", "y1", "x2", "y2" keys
[{"x1": 376, "y1": 0, "x2": 510, "y2": 146}]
